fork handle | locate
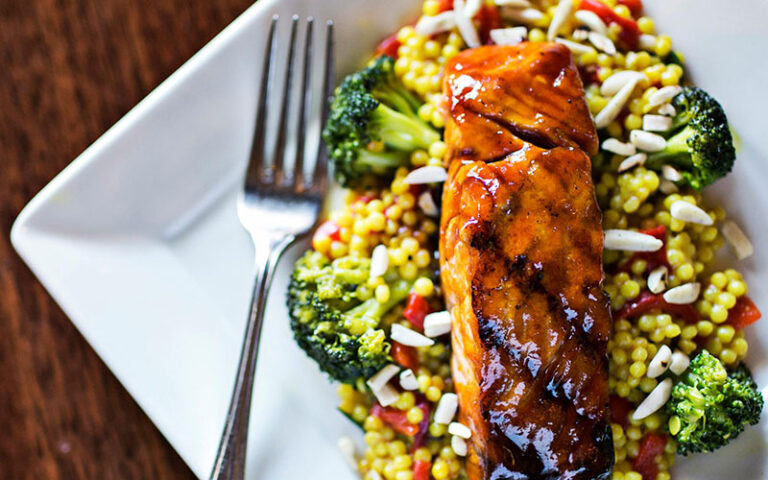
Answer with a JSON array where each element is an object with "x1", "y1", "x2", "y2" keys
[{"x1": 209, "y1": 235, "x2": 294, "y2": 480}]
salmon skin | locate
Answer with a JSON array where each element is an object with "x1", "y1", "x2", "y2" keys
[{"x1": 440, "y1": 44, "x2": 613, "y2": 480}]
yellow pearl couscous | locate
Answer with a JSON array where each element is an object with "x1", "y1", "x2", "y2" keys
[{"x1": 307, "y1": 1, "x2": 761, "y2": 479}]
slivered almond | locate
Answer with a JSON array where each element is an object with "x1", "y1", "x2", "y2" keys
[
  {"x1": 618, "y1": 153, "x2": 647, "y2": 172},
  {"x1": 722, "y1": 220, "x2": 754, "y2": 260},
  {"x1": 454, "y1": 0, "x2": 481, "y2": 47},
  {"x1": 404, "y1": 166, "x2": 448, "y2": 184},
  {"x1": 495, "y1": 0, "x2": 531, "y2": 6},
  {"x1": 663, "y1": 282, "x2": 701, "y2": 304},
  {"x1": 602, "y1": 138, "x2": 636, "y2": 156},
  {"x1": 449, "y1": 422, "x2": 472, "y2": 439},
  {"x1": 600, "y1": 71, "x2": 644, "y2": 96},
  {"x1": 399, "y1": 369, "x2": 419, "y2": 390},
  {"x1": 630, "y1": 129, "x2": 666, "y2": 152},
  {"x1": 574, "y1": 10, "x2": 607, "y2": 34},
  {"x1": 657, "y1": 103, "x2": 676, "y2": 116},
  {"x1": 502, "y1": 7, "x2": 545, "y2": 24},
  {"x1": 604, "y1": 229, "x2": 663, "y2": 252},
  {"x1": 424, "y1": 311, "x2": 452, "y2": 337},
  {"x1": 372, "y1": 383, "x2": 399, "y2": 407},
  {"x1": 547, "y1": 0, "x2": 573, "y2": 41},
  {"x1": 647, "y1": 345, "x2": 672, "y2": 378},
  {"x1": 391, "y1": 324, "x2": 435, "y2": 347},
  {"x1": 647, "y1": 266, "x2": 668, "y2": 294},
  {"x1": 451, "y1": 435, "x2": 468, "y2": 456},
  {"x1": 659, "y1": 178, "x2": 679, "y2": 194},
  {"x1": 463, "y1": 0, "x2": 483, "y2": 17},
  {"x1": 638, "y1": 34, "x2": 657, "y2": 50},
  {"x1": 595, "y1": 76, "x2": 639, "y2": 128},
  {"x1": 670, "y1": 351, "x2": 691, "y2": 375},
  {"x1": 490, "y1": 26, "x2": 527, "y2": 45},
  {"x1": 670, "y1": 201, "x2": 713, "y2": 225},
  {"x1": 415, "y1": 11, "x2": 457, "y2": 37},
  {"x1": 588, "y1": 31, "x2": 616, "y2": 55},
  {"x1": 366, "y1": 364, "x2": 400, "y2": 392},
  {"x1": 554, "y1": 38, "x2": 594, "y2": 55},
  {"x1": 632, "y1": 378, "x2": 673, "y2": 420},
  {"x1": 434, "y1": 393, "x2": 458, "y2": 424},
  {"x1": 643, "y1": 114, "x2": 673, "y2": 132},
  {"x1": 418, "y1": 191, "x2": 439, "y2": 217},
  {"x1": 572, "y1": 29, "x2": 589, "y2": 41},
  {"x1": 370, "y1": 244, "x2": 389, "y2": 279},
  {"x1": 661, "y1": 164, "x2": 683, "y2": 182},
  {"x1": 648, "y1": 86, "x2": 683, "y2": 107}
]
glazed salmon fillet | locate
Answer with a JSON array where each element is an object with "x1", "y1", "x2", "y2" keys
[{"x1": 439, "y1": 44, "x2": 613, "y2": 479}]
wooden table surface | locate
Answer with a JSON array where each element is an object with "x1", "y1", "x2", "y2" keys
[{"x1": 0, "y1": 0, "x2": 252, "y2": 478}]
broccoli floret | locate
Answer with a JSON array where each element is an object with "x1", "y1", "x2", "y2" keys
[
  {"x1": 666, "y1": 350, "x2": 764, "y2": 455},
  {"x1": 645, "y1": 86, "x2": 736, "y2": 189},
  {"x1": 322, "y1": 55, "x2": 440, "y2": 188},
  {"x1": 287, "y1": 250, "x2": 411, "y2": 383}
]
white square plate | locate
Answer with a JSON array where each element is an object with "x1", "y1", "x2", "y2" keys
[{"x1": 11, "y1": 0, "x2": 768, "y2": 478}]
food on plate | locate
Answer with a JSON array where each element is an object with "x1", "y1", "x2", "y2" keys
[
  {"x1": 324, "y1": 55, "x2": 441, "y2": 188},
  {"x1": 666, "y1": 350, "x2": 763, "y2": 455},
  {"x1": 440, "y1": 43, "x2": 612, "y2": 479},
  {"x1": 642, "y1": 86, "x2": 735, "y2": 189},
  {"x1": 288, "y1": 250, "x2": 412, "y2": 383},
  {"x1": 286, "y1": 1, "x2": 763, "y2": 479}
]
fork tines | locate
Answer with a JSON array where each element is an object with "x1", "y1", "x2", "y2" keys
[{"x1": 247, "y1": 14, "x2": 334, "y2": 194}]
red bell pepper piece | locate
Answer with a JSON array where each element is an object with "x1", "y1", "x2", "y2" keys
[
  {"x1": 314, "y1": 220, "x2": 341, "y2": 241},
  {"x1": 632, "y1": 433, "x2": 666, "y2": 480},
  {"x1": 727, "y1": 296, "x2": 762, "y2": 329},
  {"x1": 404, "y1": 292, "x2": 430, "y2": 331},
  {"x1": 610, "y1": 395, "x2": 632, "y2": 429},
  {"x1": 617, "y1": 225, "x2": 670, "y2": 274},
  {"x1": 617, "y1": 0, "x2": 644, "y2": 17},
  {"x1": 435, "y1": 0, "x2": 454, "y2": 12},
  {"x1": 477, "y1": 5, "x2": 502, "y2": 44},
  {"x1": 375, "y1": 32, "x2": 401, "y2": 58},
  {"x1": 614, "y1": 291, "x2": 699, "y2": 324},
  {"x1": 413, "y1": 460, "x2": 431, "y2": 480},
  {"x1": 371, "y1": 399, "x2": 430, "y2": 442},
  {"x1": 370, "y1": 403, "x2": 420, "y2": 436},
  {"x1": 391, "y1": 341, "x2": 420, "y2": 371},
  {"x1": 312, "y1": 220, "x2": 341, "y2": 250},
  {"x1": 408, "y1": 183, "x2": 425, "y2": 198},
  {"x1": 579, "y1": 0, "x2": 640, "y2": 49}
]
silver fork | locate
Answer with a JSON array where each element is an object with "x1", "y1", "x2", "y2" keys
[{"x1": 209, "y1": 14, "x2": 334, "y2": 480}]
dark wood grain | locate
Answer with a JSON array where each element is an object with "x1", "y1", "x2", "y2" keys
[{"x1": 0, "y1": 0, "x2": 252, "y2": 478}]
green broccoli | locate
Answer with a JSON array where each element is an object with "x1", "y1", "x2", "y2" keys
[
  {"x1": 287, "y1": 250, "x2": 411, "y2": 384},
  {"x1": 322, "y1": 55, "x2": 440, "y2": 188},
  {"x1": 663, "y1": 51, "x2": 685, "y2": 68},
  {"x1": 666, "y1": 350, "x2": 763, "y2": 455},
  {"x1": 645, "y1": 86, "x2": 736, "y2": 189}
]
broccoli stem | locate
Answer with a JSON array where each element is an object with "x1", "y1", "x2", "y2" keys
[
  {"x1": 371, "y1": 104, "x2": 441, "y2": 151},
  {"x1": 345, "y1": 279, "x2": 412, "y2": 322},
  {"x1": 332, "y1": 265, "x2": 370, "y2": 285},
  {"x1": 355, "y1": 149, "x2": 410, "y2": 174},
  {"x1": 374, "y1": 84, "x2": 423, "y2": 116},
  {"x1": 645, "y1": 125, "x2": 694, "y2": 169}
]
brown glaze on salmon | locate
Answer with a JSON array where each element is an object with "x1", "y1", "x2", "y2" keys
[{"x1": 439, "y1": 44, "x2": 613, "y2": 480}]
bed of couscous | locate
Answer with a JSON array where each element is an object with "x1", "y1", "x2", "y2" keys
[{"x1": 287, "y1": 1, "x2": 762, "y2": 479}]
